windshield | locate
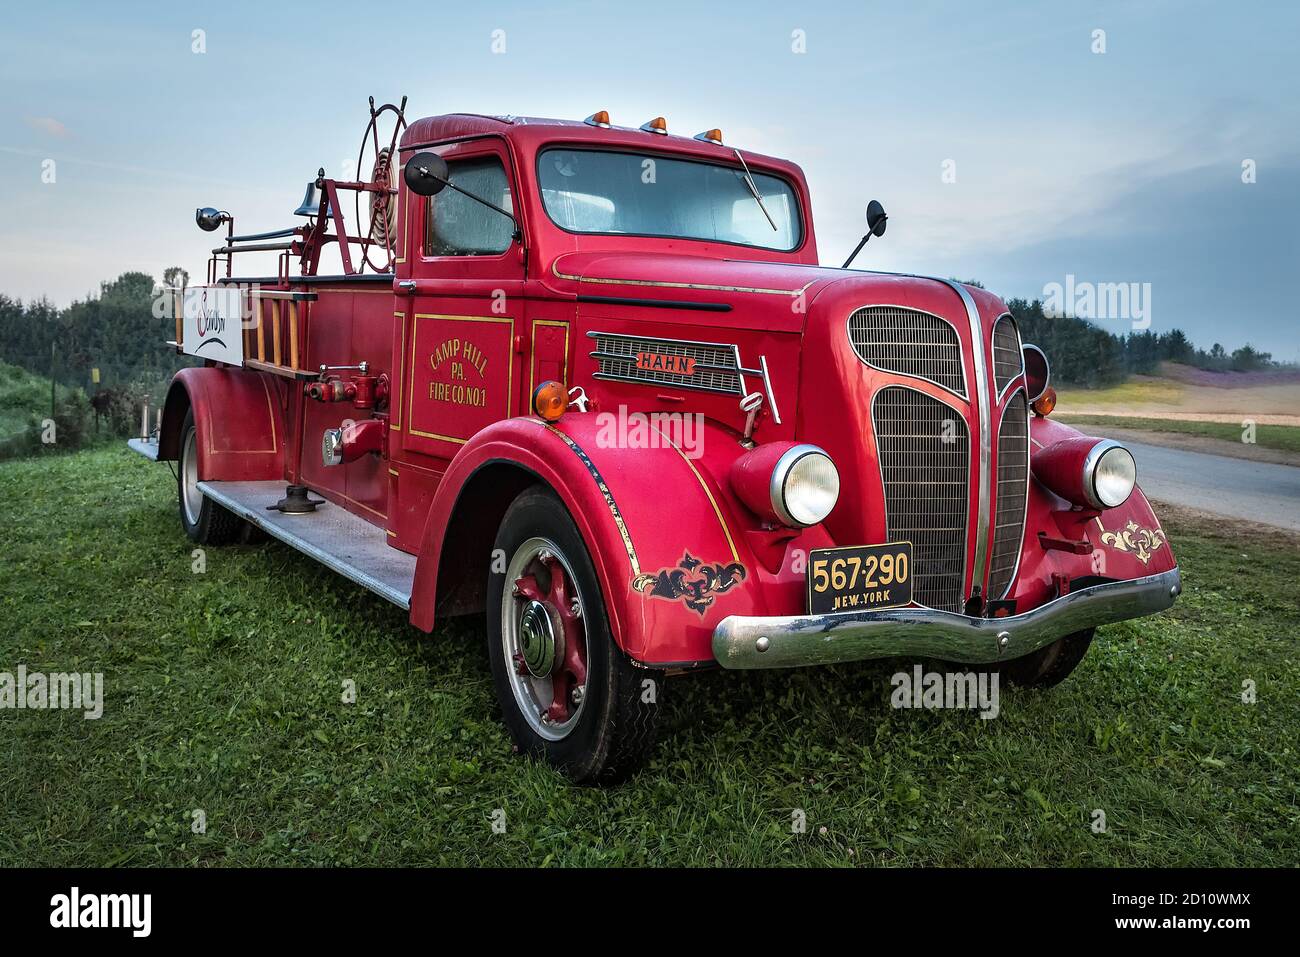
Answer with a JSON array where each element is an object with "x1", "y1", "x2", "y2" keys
[{"x1": 537, "y1": 148, "x2": 802, "y2": 251}]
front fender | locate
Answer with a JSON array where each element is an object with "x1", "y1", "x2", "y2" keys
[
  {"x1": 409, "y1": 414, "x2": 815, "y2": 665},
  {"x1": 1012, "y1": 415, "x2": 1177, "y2": 609},
  {"x1": 158, "y1": 367, "x2": 287, "y2": 481}
]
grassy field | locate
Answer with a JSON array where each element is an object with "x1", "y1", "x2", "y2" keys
[
  {"x1": 2, "y1": 447, "x2": 1297, "y2": 867},
  {"x1": 1055, "y1": 413, "x2": 1300, "y2": 454},
  {"x1": 1056, "y1": 378, "x2": 1187, "y2": 409}
]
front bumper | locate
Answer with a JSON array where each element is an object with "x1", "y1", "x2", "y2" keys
[{"x1": 712, "y1": 568, "x2": 1181, "y2": 669}]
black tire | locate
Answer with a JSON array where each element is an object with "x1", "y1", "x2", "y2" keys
[
  {"x1": 177, "y1": 408, "x2": 243, "y2": 546},
  {"x1": 487, "y1": 486, "x2": 662, "y2": 784},
  {"x1": 996, "y1": 628, "x2": 1094, "y2": 688}
]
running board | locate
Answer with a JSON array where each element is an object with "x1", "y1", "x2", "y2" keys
[
  {"x1": 127, "y1": 437, "x2": 160, "y2": 461},
  {"x1": 197, "y1": 480, "x2": 415, "y2": 610}
]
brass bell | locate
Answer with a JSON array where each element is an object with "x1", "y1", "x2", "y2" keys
[{"x1": 293, "y1": 181, "x2": 332, "y2": 218}]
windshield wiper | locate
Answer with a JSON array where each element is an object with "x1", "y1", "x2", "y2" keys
[{"x1": 733, "y1": 149, "x2": 778, "y2": 231}]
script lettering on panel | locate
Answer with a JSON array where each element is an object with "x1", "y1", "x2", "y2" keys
[{"x1": 181, "y1": 285, "x2": 244, "y2": 366}]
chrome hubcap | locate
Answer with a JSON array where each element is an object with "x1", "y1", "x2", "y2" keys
[
  {"x1": 501, "y1": 537, "x2": 589, "y2": 741},
  {"x1": 519, "y1": 599, "x2": 560, "y2": 677},
  {"x1": 181, "y1": 428, "x2": 202, "y2": 526}
]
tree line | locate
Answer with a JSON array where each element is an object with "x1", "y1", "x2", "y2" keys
[
  {"x1": 1006, "y1": 297, "x2": 1280, "y2": 387},
  {"x1": 0, "y1": 268, "x2": 193, "y2": 403},
  {"x1": 0, "y1": 269, "x2": 194, "y2": 458}
]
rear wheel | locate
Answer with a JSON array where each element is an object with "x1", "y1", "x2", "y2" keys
[
  {"x1": 487, "y1": 486, "x2": 662, "y2": 784},
  {"x1": 177, "y1": 408, "x2": 243, "y2": 546}
]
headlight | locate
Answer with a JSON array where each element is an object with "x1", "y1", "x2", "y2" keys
[
  {"x1": 1032, "y1": 436, "x2": 1137, "y2": 511},
  {"x1": 1086, "y1": 440, "x2": 1136, "y2": 508},
  {"x1": 771, "y1": 445, "x2": 840, "y2": 527}
]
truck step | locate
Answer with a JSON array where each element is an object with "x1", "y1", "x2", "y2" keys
[
  {"x1": 127, "y1": 437, "x2": 160, "y2": 461},
  {"x1": 197, "y1": 480, "x2": 415, "y2": 610}
]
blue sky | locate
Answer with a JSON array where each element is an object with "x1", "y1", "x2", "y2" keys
[{"x1": 1, "y1": 0, "x2": 1296, "y2": 360}]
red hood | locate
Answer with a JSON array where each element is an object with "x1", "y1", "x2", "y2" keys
[
  {"x1": 544, "y1": 250, "x2": 1006, "y2": 335},
  {"x1": 545, "y1": 251, "x2": 843, "y2": 332}
]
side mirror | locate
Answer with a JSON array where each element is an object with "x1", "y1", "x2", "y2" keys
[
  {"x1": 195, "y1": 207, "x2": 226, "y2": 232},
  {"x1": 404, "y1": 152, "x2": 450, "y2": 196},
  {"x1": 841, "y1": 199, "x2": 889, "y2": 268},
  {"x1": 866, "y1": 199, "x2": 888, "y2": 237}
]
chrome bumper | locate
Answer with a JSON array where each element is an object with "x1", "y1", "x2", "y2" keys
[{"x1": 712, "y1": 568, "x2": 1182, "y2": 670}]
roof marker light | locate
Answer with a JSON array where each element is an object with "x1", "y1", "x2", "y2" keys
[
  {"x1": 640, "y1": 116, "x2": 668, "y2": 135},
  {"x1": 693, "y1": 129, "x2": 724, "y2": 145},
  {"x1": 584, "y1": 111, "x2": 611, "y2": 128}
]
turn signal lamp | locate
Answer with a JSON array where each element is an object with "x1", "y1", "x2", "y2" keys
[
  {"x1": 640, "y1": 116, "x2": 668, "y2": 135},
  {"x1": 532, "y1": 381, "x2": 568, "y2": 422},
  {"x1": 1031, "y1": 386, "x2": 1057, "y2": 417}
]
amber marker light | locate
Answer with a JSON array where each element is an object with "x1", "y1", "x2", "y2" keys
[
  {"x1": 584, "y1": 110, "x2": 611, "y2": 128},
  {"x1": 532, "y1": 381, "x2": 568, "y2": 422},
  {"x1": 1031, "y1": 386, "x2": 1057, "y2": 417},
  {"x1": 640, "y1": 116, "x2": 668, "y2": 135}
]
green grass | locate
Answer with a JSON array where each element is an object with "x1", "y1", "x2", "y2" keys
[
  {"x1": 0, "y1": 361, "x2": 53, "y2": 443},
  {"x1": 1056, "y1": 413, "x2": 1300, "y2": 454},
  {"x1": 1056, "y1": 378, "x2": 1186, "y2": 409},
  {"x1": 2, "y1": 447, "x2": 1298, "y2": 866}
]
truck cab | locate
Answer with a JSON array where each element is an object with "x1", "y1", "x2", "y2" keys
[{"x1": 134, "y1": 106, "x2": 1180, "y2": 783}]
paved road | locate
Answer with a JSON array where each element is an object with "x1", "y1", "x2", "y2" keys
[{"x1": 1127, "y1": 440, "x2": 1300, "y2": 532}]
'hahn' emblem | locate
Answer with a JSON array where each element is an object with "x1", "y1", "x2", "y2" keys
[{"x1": 633, "y1": 552, "x2": 746, "y2": 615}]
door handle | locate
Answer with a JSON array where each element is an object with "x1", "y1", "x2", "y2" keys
[{"x1": 396, "y1": 280, "x2": 417, "y2": 294}]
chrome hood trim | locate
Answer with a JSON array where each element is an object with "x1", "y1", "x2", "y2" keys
[{"x1": 942, "y1": 280, "x2": 992, "y2": 593}]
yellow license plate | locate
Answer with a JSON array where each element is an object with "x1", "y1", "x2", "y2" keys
[{"x1": 807, "y1": 542, "x2": 913, "y2": 615}]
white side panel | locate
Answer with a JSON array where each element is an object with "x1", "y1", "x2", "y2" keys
[{"x1": 181, "y1": 285, "x2": 244, "y2": 365}]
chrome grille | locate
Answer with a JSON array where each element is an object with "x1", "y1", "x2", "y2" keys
[
  {"x1": 991, "y1": 315, "x2": 1023, "y2": 394},
  {"x1": 848, "y1": 305, "x2": 966, "y2": 396},
  {"x1": 587, "y1": 331, "x2": 743, "y2": 394},
  {"x1": 988, "y1": 390, "x2": 1029, "y2": 600},
  {"x1": 873, "y1": 386, "x2": 970, "y2": 613}
]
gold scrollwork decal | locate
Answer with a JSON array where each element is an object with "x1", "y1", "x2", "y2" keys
[{"x1": 1099, "y1": 519, "x2": 1168, "y2": 565}]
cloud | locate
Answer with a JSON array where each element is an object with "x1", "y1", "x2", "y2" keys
[{"x1": 24, "y1": 117, "x2": 69, "y2": 138}]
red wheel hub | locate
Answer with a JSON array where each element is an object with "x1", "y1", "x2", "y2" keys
[{"x1": 513, "y1": 553, "x2": 588, "y2": 724}]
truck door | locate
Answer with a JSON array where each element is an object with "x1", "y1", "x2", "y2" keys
[{"x1": 397, "y1": 140, "x2": 526, "y2": 463}]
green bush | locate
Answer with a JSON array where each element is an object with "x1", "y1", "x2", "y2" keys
[{"x1": 0, "y1": 360, "x2": 95, "y2": 461}]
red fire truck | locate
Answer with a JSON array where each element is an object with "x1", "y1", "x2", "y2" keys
[{"x1": 130, "y1": 101, "x2": 1180, "y2": 783}]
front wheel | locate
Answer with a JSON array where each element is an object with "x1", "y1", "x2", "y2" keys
[
  {"x1": 487, "y1": 486, "x2": 662, "y2": 784},
  {"x1": 995, "y1": 628, "x2": 1095, "y2": 688}
]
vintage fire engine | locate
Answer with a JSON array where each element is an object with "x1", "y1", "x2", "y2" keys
[{"x1": 130, "y1": 100, "x2": 1180, "y2": 782}]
